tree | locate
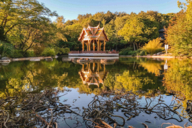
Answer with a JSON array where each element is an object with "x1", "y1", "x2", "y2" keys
[
  {"x1": 118, "y1": 17, "x2": 145, "y2": 51},
  {"x1": 0, "y1": 0, "x2": 57, "y2": 42},
  {"x1": 166, "y1": 0, "x2": 192, "y2": 57},
  {"x1": 118, "y1": 16, "x2": 159, "y2": 51},
  {"x1": 8, "y1": 19, "x2": 61, "y2": 55},
  {"x1": 53, "y1": 10, "x2": 173, "y2": 52}
]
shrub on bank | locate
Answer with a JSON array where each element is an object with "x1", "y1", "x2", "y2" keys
[
  {"x1": 41, "y1": 48, "x2": 56, "y2": 56},
  {"x1": 119, "y1": 47, "x2": 147, "y2": 56},
  {"x1": 0, "y1": 41, "x2": 14, "y2": 58},
  {"x1": 10, "y1": 50, "x2": 24, "y2": 58},
  {"x1": 142, "y1": 38, "x2": 163, "y2": 55},
  {"x1": 119, "y1": 47, "x2": 134, "y2": 55},
  {"x1": 55, "y1": 47, "x2": 70, "y2": 55},
  {"x1": 10, "y1": 50, "x2": 35, "y2": 58},
  {"x1": 136, "y1": 49, "x2": 147, "y2": 56},
  {"x1": 26, "y1": 50, "x2": 35, "y2": 57},
  {"x1": 0, "y1": 40, "x2": 70, "y2": 58},
  {"x1": 33, "y1": 45, "x2": 45, "y2": 57}
]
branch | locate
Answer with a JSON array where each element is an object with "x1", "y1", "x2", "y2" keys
[
  {"x1": 23, "y1": 28, "x2": 33, "y2": 44},
  {"x1": 4, "y1": 24, "x2": 18, "y2": 36},
  {"x1": 24, "y1": 42, "x2": 34, "y2": 53}
]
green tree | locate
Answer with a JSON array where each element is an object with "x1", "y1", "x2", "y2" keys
[
  {"x1": 0, "y1": 0, "x2": 57, "y2": 42},
  {"x1": 118, "y1": 15, "x2": 159, "y2": 51}
]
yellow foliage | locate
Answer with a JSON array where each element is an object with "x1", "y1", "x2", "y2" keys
[
  {"x1": 139, "y1": 62, "x2": 162, "y2": 76},
  {"x1": 114, "y1": 70, "x2": 155, "y2": 95},
  {"x1": 186, "y1": 1, "x2": 192, "y2": 21},
  {"x1": 163, "y1": 59, "x2": 192, "y2": 109},
  {"x1": 142, "y1": 38, "x2": 163, "y2": 54}
]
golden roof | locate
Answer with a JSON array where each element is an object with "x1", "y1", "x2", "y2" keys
[{"x1": 78, "y1": 24, "x2": 109, "y2": 41}]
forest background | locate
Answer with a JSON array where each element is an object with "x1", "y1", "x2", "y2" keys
[{"x1": 0, "y1": 0, "x2": 192, "y2": 58}]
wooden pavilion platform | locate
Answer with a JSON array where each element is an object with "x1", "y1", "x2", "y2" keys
[{"x1": 68, "y1": 51, "x2": 119, "y2": 57}]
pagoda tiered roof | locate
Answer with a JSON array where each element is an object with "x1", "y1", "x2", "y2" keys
[{"x1": 78, "y1": 24, "x2": 109, "y2": 41}]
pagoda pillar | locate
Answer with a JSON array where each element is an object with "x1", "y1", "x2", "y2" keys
[
  {"x1": 82, "y1": 41, "x2": 84, "y2": 51},
  {"x1": 103, "y1": 40, "x2": 106, "y2": 51},
  {"x1": 93, "y1": 62, "x2": 95, "y2": 71},
  {"x1": 97, "y1": 40, "x2": 100, "y2": 51},
  {"x1": 103, "y1": 64, "x2": 105, "y2": 72},
  {"x1": 93, "y1": 40, "x2": 95, "y2": 51},
  {"x1": 86, "y1": 43, "x2": 88, "y2": 51},
  {"x1": 97, "y1": 62, "x2": 100, "y2": 72},
  {"x1": 89, "y1": 40, "x2": 91, "y2": 51},
  {"x1": 88, "y1": 63, "x2": 90, "y2": 71},
  {"x1": 82, "y1": 64, "x2": 84, "y2": 71},
  {"x1": 100, "y1": 42, "x2": 102, "y2": 51}
]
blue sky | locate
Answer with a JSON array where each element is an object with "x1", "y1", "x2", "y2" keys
[{"x1": 38, "y1": 0, "x2": 185, "y2": 21}]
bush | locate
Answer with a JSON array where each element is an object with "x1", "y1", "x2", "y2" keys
[
  {"x1": 26, "y1": 50, "x2": 35, "y2": 57},
  {"x1": 64, "y1": 47, "x2": 70, "y2": 54},
  {"x1": 0, "y1": 41, "x2": 14, "y2": 57},
  {"x1": 136, "y1": 49, "x2": 147, "y2": 56},
  {"x1": 33, "y1": 45, "x2": 45, "y2": 56},
  {"x1": 142, "y1": 38, "x2": 163, "y2": 55},
  {"x1": 119, "y1": 47, "x2": 141, "y2": 56},
  {"x1": 55, "y1": 47, "x2": 70, "y2": 55},
  {"x1": 10, "y1": 50, "x2": 35, "y2": 58},
  {"x1": 10, "y1": 50, "x2": 24, "y2": 58},
  {"x1": 41, "y1": 48, "x2": 56, "y2": 56},
  {"x1": 119, "y1": 47, "x2": 133, "y2": 55},
  {"x1": 119, "y1": 47, "x2": 148, "y2": 56}
]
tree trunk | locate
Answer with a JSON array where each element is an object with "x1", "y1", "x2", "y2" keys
[
  {"x1": 136, "y1": 43, "x2": 138, "y2": 50},
  {"x1": 133, "y1": 42, "x2": 136, "y2": 51}
]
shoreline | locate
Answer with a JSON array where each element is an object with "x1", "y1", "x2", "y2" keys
[
  {"x1": 120, "y1": 55, "x2": 192, "y2": 59},
  {"x1": 0, "y1": 55, "x2": 191, "y2": 63},
  {"x1": 120, "y1": 55, "x2": 175, "y2": 59},
  {"x1": 0, "y1": 56, "x2": 53, "y2": 63}
]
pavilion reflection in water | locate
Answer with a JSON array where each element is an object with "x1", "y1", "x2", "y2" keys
[{"x1": 73, "y1": 58, "x2": 117, "y2": 87}]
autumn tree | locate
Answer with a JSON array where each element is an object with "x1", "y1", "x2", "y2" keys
[
  {"x1": 166, "y1": 0, "x2": 192, "y2": 57},
  {"x1": 118, "y1": 16, "x2": 159, "y2": 51}
]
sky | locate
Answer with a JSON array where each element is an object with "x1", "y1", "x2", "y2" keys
[{"x1": 38, "y1": 0, "x2": 185, "y2": 21}]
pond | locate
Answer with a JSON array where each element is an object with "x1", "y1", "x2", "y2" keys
[{"x1": 0, "y1": 57, "x2": 192, "y2": 128}]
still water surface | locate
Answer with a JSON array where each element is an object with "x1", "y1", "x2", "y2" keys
[{"x1": 0, "y1": 57, "x2": 192, "y2": 128}]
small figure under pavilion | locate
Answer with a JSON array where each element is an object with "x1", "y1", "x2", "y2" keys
[{"x1": 78, "y1": 24, "x2": 109, "y2": 52}]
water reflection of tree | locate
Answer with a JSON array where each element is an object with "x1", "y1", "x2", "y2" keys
[
  {"x1": 71, "y1": 59, "x2": 165, "y2": 96},
  {"x1": 163, "y1": 59, "x2": 192, "y2": 109},
  {"x1": 0, "y1": 60, "x2": 76, "y2": 98},
  {"x1": 0, "y1": 59, "x2": 192, "y2": 127},
  {"x1": 139, "y1": 61, "x2": 163, "y2": 76},
  {"x1": 0, "y1": 58, "x2": 166, "y2": 98},
  {"x1": 104, "y1": 60, "x2": 164, "y2": 97}
]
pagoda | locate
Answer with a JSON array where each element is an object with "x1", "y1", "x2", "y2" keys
[
  {"x1": 78, "y1": 24, "x2": 109, "y2": 52},
  {"x1": 69, "y1": 24, "x2": 119, "y2": 57}
]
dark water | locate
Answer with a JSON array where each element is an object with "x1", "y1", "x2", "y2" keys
[{"x1": 0, "y1": 57, "x2": 192, "y2": 128}]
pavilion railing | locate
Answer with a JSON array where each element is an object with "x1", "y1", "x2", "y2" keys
[{"x1": 69, "y1": 51, "x2": 119, "y2": 54}]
